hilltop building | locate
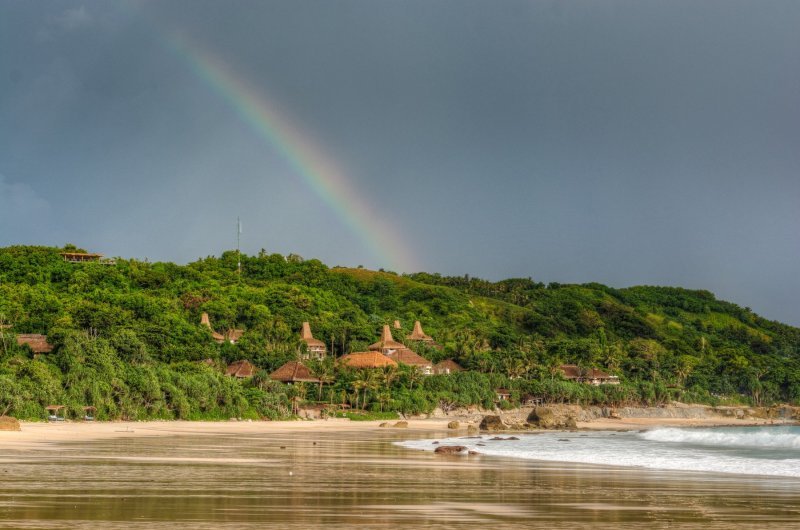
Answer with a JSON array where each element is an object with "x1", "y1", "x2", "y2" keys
[
  {"x1": 60, "y1": 252, "x2": 116, "y2": 265},
  {"x1": 299, "y1": 322, "x2": 326, "y2": 360}
]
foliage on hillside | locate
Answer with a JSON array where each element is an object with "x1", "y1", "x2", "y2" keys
[{"x1": 1, "y1": 245, "x2": 799, "y2": 420}]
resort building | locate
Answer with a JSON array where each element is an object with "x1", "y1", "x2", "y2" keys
[
  {"x1": 368, "y1": 325, "x2": 407, "y2": 355},
  {"x1": 201, "y1": 312, "x2": 226, "y2": 343},
  {"x1": 367, "y1": 325, "x2": 434, "y2": 374},
  {"x1": 407, "y1": 321, "x2": 439, "y2": 348},
  {"x1": 560, "y1": 365, "x2": 620, "y2": 386},
  {"x1": 225, "y1": 359, "x2": 257, "y2": 378},
  {"x1": 299, "y1": 322, "x2": 326, "y2": 359},
  {"x1": 338, "y1": 351, "x2": 398, "y2": 369},
  {"x1": 270, "y1": 361, "x2": 321, "y2": 384},
  {"x1": 201, "y1": 312, "x2": 243, "y2": 344},
  {"x1": 433, "y1": 359, "x2": 463, "y2": 375},
  {"x1": 386, "y1": 349, "x2": 433, "y2": 375},
  {"x1": 16, "y1": 334, "x2": 53, "y2": 357},
  {"x1": 223, "y1": 329, "x2": 244, "y2": 344}
]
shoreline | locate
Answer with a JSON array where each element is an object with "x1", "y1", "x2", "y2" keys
[{"x1": 1, "y1": 414, "x2": 795, "y2": 449}]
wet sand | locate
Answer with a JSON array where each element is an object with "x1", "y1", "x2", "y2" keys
[{"x1": 1, "y1": 420, "x2": 800, "y2": 528}]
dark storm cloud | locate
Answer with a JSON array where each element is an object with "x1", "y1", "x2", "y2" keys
[{"x1": 0, "y1": 1, "x2": 798, "y2": 324}]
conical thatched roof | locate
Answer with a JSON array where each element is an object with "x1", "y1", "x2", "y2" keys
[
  {"x1": 270, "y1": 361, "x2": 320, "y2": 383},
  {"x1": 368, "y1": 325, "x2": 406, "y2": 351},
  {"x1": 393, "y1": 320, "x2": 402, "y2": 329},
  {"x1": 201, "y1": 313, "x2": 226, "y2": 343},
  {"x1": 300, "y1": 322, "x2": 326, "y2": 348},
  {"x1": 407, "y1": 321, "x2": 434, "y2": 342},
  {"x1": 339, "y1": 351, "x2": 398, "y2": 369},
  {"x1": 387, "y1": 348, "x2": 432, "y2": 369}
]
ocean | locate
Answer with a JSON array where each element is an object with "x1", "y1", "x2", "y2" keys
[{"x1": 398, "y1": 426, "x2": 800, "y2": 478}]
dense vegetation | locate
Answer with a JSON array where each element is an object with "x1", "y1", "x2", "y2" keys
[{"x1": 1, "y1": 245, "x2": 799, "y2": 421}]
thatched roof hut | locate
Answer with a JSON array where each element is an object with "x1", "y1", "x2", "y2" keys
[
  {"x1": 224, "y1": 329, "x2": 244, "y2": 344},
  {"x1": 270, "y1": 361, "x2": 321, "y2": 383},
  {"x1": 433, "y1": 359, "x2": 463, "y2": 375},
  {"x1": 407, "y1": 321, "x2": 433, "y2": 342},
  {"x1": 387, "y1": 348, "x2": 432, "y2": 374},
  {"x1": 201, "y1": 312, "x2": 226, "y2": 343},
  {"x1": 225, "y1": 359, "x2": 257, "y2": 378},
  {"x1": 16, "y1": 334, "x2": 53, "y2": 354},
  {"x1": 339, "y1": 351, "x2": 398, "y2": 369},
  {"x1": 368, "y1": 325, "x2": 406, "y2": 353}
]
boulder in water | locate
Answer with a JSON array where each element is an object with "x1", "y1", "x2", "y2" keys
[
  {"x1": 434, "y1": 445, "x2": 467, "y2": 455},
  {"x1": 447, "y1": 420, "x2": 460, "y2": 430}
]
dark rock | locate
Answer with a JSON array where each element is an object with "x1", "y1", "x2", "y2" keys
[
  {"x1": 507, "y1": 436, "x2": 520, "y2": 440},
  {"x1": 479, "y1": 415, "x2": 506, "y2": 432},
  {"x1": 434, "y1": 445, "x2": 467, "y2": 455},
  {"x1": 432, "y1": 441, "x2": 439, "y2": 444},
  {"x1": 468, "y1": 450, "x2": 480, "y2": 455}
]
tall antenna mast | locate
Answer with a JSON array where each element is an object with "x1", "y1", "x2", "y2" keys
[{"x1": 237, "y1": 217, "x2": 242, "y2": 279}]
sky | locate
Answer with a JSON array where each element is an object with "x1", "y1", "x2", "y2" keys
[{"x1": 1, "y1": 1, "x2": 798, "y2": 325}]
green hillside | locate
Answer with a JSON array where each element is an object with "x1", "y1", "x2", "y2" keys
[{"x1": 1, "y1": 245, "x2": 799, "y2": 420}]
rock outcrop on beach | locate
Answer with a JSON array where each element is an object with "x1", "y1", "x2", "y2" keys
[
  {"x1": 447, "y1": 421, "x2": 460, "y2": 429},
  {"x1": 434, "y1": 445, "x2": 467, "y2": 454},
  {"x1": 527, "y1": 407, "x2": 577, "y2": 430},
  {"x1": 0, "y1": 416, "x2": 20, "y2": 431},
  {"x1": 479, "y1": 415, "x2": 506, "y2": 431},
  {"x1": 392, "y1": 421, "x2": 409, "y2": 428}
]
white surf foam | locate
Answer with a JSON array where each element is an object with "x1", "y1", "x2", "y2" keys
[
  {"x1": 639, "y1": 427, "x2": 800, "y2": 449},
  {"x1": 398, "y1": 427, "x2": 800, "y2": 478}
]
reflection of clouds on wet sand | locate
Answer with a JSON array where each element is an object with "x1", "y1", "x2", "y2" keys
[{"x1": 2, "y1": 425, "x2": 800, "y2": 528}]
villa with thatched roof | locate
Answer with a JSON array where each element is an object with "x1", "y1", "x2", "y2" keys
[
  {"x1": 299, "y1": 322, "x2": 326, "y2": 360},
  {"x1": 224, "y1": 328, "x2": 244, "y2": 344},
  {"x1": 368, "y1": 325, "x2": 406, "y2": 354},
  {"x1": 201, "y1": 312, "x2": 226, "y2": 343},
  {"x1": 339, "y1": 351, "x2": 398, "y2": 369},
  {"x1": 407, "y1": 321, "x2": 432, "y2": 342},
  {"x1": 270, "y1": 361, "x2": 320, "y2": 384},
  {"x1": 386, "y1": 348, "x2": 433, "y2": 374},
  {"x1": 433, "y1": 359, "x2": 463, "y2": 375},
  {"x1": 560, "y1": 364, "x2": 620, "y2": 386},
  {"x1": 226, "y1": 359, "x2": 257, "y2": 378},
  {"x1": 201, "y1": 312, "x2": 244, "y2": 344},
  {"x1": 16, "y1": 334, "x2": 53, "y2": 356}
]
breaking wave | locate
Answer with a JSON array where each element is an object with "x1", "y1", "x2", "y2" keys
[{"x1": 639, "y1": 427, "x2": 800, "y2": 449}]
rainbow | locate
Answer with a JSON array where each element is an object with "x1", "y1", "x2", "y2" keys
[{"x1": 166, "y1": 33, "x2": 418, "y2": 272}]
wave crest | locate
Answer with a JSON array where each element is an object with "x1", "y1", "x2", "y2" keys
[{"x1": 639, "y1": 427, "x2": 800, "y2": 449}]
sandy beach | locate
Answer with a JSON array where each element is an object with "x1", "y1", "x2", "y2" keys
[
  {"x1": 0, "y1": 413, "x2": 791, "y2": 449},
  {"x1": 1, "y1": 415, "x2": 799, "y2": 528}
]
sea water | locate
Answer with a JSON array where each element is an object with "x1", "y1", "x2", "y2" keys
[{"x1": 398, "y1": 426, "x2": 800, "y2": 478}]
